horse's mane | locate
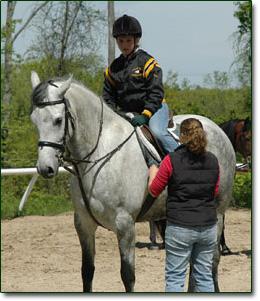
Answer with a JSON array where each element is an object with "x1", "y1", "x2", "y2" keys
[
  {"x1": 31, "y1": 76, "x2": 99, "y2": 106},
  {"x1": 219, "y1": 119, "x2": 240, "y2": 149},
  {"x1": 219, "y1": 119, "x2": 249, "y2": 149},
  {"x1": 30, "y1": 76, "x2": 121, "y2": 126}
]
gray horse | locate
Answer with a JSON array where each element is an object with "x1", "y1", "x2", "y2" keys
[{"x1": 30, "y1": 71, "x2": 236, "y2": 292}]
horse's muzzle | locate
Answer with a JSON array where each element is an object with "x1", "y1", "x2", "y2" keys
[{"x1": 37, "y1": 164, "x2": 56, "y2": 178}]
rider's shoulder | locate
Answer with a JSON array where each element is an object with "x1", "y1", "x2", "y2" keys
[
  {"x1": 138, "y1": 50, "x2": 161, "y2": 72},
  {"x1": 138, "y1": 49, "x2": 155, "y2": 63}
]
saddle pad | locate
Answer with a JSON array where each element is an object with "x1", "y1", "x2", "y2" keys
[
  {"x1": 136, "y1": 127, "x2": 162, "y2": 163},
  {"x1": 167, "y1": 120, "x2": 181, "y2": 142},
  {"x1": 140, "y1": 125, "x2": 166, "y2": 158}
]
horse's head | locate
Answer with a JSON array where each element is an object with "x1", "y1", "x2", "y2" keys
[
  {"x1": 30, "y1": 71, "x2": 73, "y2": 178},
  {"x1": 235, "y1": 118, "x2": 252, "y2": 160}
]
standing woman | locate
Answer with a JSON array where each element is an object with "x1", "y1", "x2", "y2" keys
[
  {"x1": 103, "y1": 14, "x2": 178, "y2": 154},
  {"x1": 148, "y1": 118, "x2": 220, "y2": 292}
]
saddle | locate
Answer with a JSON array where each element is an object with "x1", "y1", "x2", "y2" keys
[
  {"x1": 120, "y1": 110, "x2": 180, "y2": 166},
  {"x1": 136, "y1": 119, "x2": 180, "y2": 167},
  {"x1": 140, "y1": 125, "x2": 166, "y2": 159},
  {"x1": 139, "y1": 110, "x2": 174, "y2": 158}
]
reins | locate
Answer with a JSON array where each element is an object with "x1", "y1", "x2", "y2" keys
[
  {"x1": 35, "y1": 81, "x2": 135, "y2": 228},
  {"x1": 62, "y1": 95, "x2": 135, "y2": 228},
  {"x1": 63, "y1": 96, "x2": 135, "y2": 228}
]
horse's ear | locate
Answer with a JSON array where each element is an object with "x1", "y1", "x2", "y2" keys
[
  {"x1": 31, "y1": 71, "x2": 41, "y2": 89},
  {"x1": 57, "y1": 75, "x2": 73, "y2": 97}
]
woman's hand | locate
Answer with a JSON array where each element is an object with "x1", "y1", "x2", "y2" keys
[{"x1": 148, "y1": 164, "x2": 159, "y2": 187}]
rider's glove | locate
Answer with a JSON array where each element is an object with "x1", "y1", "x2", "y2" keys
[{"x1": 131, "y1": 114, "x2": 149, "y2": 127}]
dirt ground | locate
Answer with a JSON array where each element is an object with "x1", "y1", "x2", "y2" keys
[{"x1": 1, "y1": 208, "x2": 251, "y2": 293}]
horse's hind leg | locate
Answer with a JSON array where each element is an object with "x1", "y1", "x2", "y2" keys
[
  {"x1": 149, "y1": 221, "x2": 157, "y2": 245},
  {"x1": 116, "y1": 214, "x2": 136, "y2": 292},
  {"x1": 74, "y1": 212, "x2": 97, "y2": 292},
  {"x1": 212, "y1": 212, "x2": 224, "y2": 292},
  {"x1": 149, "y1": 221, "x2": 161, "y2": 250},
  {"x1": 155, "y1": 219, "x2": 166, "y2": 249},
  {"x1": 187, "y1": 266, "x2": 196, "y2": 292},
  {"x1": 220, "y1": 214, "x2": 232, "y2": 255},
  {"x1": 149, "y1": 220, "x2": 166, "y2": 250}
]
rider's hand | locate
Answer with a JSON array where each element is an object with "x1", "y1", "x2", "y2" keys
[{"x1": 131, "y1": 114, "x2": 149, "y2": 127}]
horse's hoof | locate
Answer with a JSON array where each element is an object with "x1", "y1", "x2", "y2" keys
[
  {"x1": 148, "y1": 243, "x2": 160, "y2": 250},
  {"x1": 159, "y1": 243, "x2": 165, "y2": 250},
  {"x1": 221, "y1": 246, "x2": 232, "y2": 256}
]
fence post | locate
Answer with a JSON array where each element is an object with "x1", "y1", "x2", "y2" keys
[
  {"x1": 18, "y1": 173, "x2": 39, "y2": 213},
  {"x1": 1, "y1": 167, "x2": 70, "y2": 214}
]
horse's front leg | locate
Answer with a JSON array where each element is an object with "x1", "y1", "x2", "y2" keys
[
  {"x1": 116, "y1": 214, "x2": 136, "y2": 292},
  {"x1": 74, "y1": 212, "x2": 97, "y2": 292}
]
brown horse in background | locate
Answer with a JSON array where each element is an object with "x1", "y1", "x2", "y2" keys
[{"x1": 219, "y1": 118, "x2": 251, "y2": 164}]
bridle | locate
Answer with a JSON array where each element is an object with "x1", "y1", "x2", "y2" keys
[
  {"x1": 37, "y1": 97, "x2": 74, "y2": 154},
  {"x1": 33, "y1": 80, "x2": 135, "y2": 227}
]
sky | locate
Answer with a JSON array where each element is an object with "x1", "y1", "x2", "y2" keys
[{"x1": 1, "y1": 0, "x2": 241, "y2": 87}]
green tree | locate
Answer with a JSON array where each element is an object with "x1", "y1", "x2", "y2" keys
[
  {"x1": 180, "y1": 78, "x2": 191, "y2": 90},
  {"x1": 203, "y1": 71, "x2": 230, "y2": 89},
  {"x1": 164, "y1": 71, "x2": 180, "y2": 90},
  {"x1": 232, "y1": 1, "x2": 251, "y2": 86},
  {"x1": 1, "y1": 1, "x2": 49, "y2": 107},
  {"x1": 28, "y1": 1, "x2": 106, "y2": 76}
]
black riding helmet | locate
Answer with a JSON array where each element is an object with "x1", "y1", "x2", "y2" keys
[{"x1": 113, "y1": 14, "x2": 142, "y2": 38}]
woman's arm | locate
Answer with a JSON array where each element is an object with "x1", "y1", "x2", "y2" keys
[
  {"x1": 148, "y1": 165, "x2": 159, "y2": 187},
  {"x1": 148, "y1": 154, "x2": 173, "y2": 197}
]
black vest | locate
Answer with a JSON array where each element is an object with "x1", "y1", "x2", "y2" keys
[{"x1": 167, "y1": 145, "x2": 219, "y2": 227}]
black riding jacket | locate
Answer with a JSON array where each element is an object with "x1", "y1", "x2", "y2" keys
[{"x1": 103, "y1": 49, "x2": 164, "y2": 118}]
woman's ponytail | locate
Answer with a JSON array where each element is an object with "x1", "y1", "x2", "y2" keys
[{"x1": 179, "y1": 118, "x2": 207, "y2": 155}]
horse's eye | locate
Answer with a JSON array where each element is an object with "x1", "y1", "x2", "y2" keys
[{"x1": 54, "y1": 117, "x2": 63, "y2": 126}]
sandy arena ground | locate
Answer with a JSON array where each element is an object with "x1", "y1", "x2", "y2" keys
[{"x1": 1, "y1": 208, "x2": 251, "y2": 293}]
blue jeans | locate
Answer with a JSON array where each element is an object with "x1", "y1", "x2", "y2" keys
[
  {"x1": 165, "y1": 222, "x2": 217, "y2": 292},
  {"x1": 149, "y1": 103, "x2": 178, "y2": 153}
]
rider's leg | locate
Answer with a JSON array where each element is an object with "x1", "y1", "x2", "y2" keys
[{"x1": 149, "y1": 102, "x2": 178, "y2": 154}]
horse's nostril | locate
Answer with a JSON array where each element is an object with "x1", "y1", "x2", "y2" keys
[{"x1": 48, "y1": 166, "x2": 54, "y2": 175}]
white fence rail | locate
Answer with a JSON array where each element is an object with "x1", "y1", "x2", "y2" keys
[
  {"x1": 1, "y1": 167, "x2": 69, "y2": 212},
  {"x1": 1, "y1": 167, "x2": 69, "y2": 176},
  {"x1": 1, "y1": 163, "x2": 249, "y2": 214}
]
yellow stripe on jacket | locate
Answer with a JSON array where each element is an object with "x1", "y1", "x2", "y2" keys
[
  {"x1": 105, "y1": 67, "x2": 116, "y2": 86},
  {"x1": 143, "y1": 58, "x2": 160, "y2": 78}
]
